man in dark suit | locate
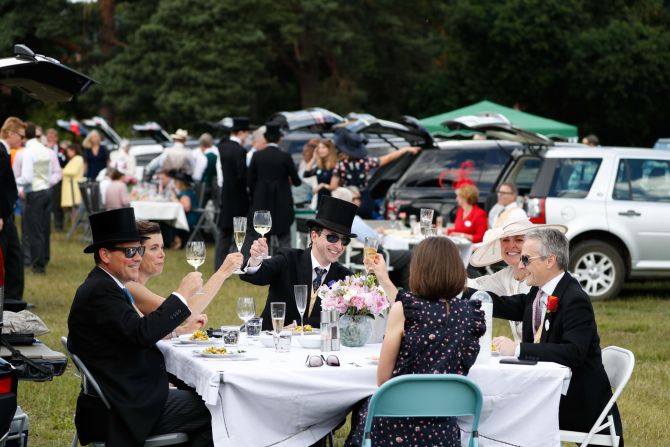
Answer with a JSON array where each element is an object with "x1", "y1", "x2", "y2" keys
[
  {"x1": 67, "y1": 208, "x2": 214, "y2": 447},
  {"x1": 215, "y1": 117, "x2": 254, "y2": 269},
  {"x1": 248, "y1": 123, "x2": 302, "y2": 249},
  {"x1": 0, "y1": 117, "x2": 25, "y2": 303},
  {"x1": 242, "y1": 196, "x2": 356, "y2": 331},
  {"x1": 490, "y1": 228, "x2": 623, "y2": 445}
]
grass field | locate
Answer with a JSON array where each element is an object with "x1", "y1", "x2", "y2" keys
[{"x1": 14, "y1": 229, "x2": 670, "y2": 446}]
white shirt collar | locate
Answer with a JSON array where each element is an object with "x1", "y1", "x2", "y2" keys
[
  {"x1": 97, "y1": 265, "x2": 125, "y2": 290},
  {"x1": 310, "y1": 250, "x2": 331, "y2": 273},
  {"x1": 540, "y1": 271, "x2": 565, "y2": 298},
  {"x1": 230, "y1": 136, "x2": 242, "y2": 145},
  {"x1": 503, "y1": 202, "x2": 519, "y2": 211}
]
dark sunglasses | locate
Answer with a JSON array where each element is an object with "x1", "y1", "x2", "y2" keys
[
  {"x1": 107, "y1": 246, "x2": 145, "y2": 258},
  {"x1": 305, "y1": 354, "x2": 340, "y2": 368},
  {"x1": 520, "y1": 254, "x2": 544, "y2": 267},
  {"x1": 324, "y1": 233, "x2": 351, "y2": 246}
]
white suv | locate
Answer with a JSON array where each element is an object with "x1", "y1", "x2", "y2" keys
[{"x1": 524, "y1": 147, "x2": 670, "y2": 300}]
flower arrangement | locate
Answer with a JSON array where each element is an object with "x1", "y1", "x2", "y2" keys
[
  {"x1": 318, "y1": 273, "x2": 389, "y2": 318},
  {"x1": 546, "y1": 295, "x2": 559, "y2": 313}
]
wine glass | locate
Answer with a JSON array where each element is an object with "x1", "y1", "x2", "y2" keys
[
  {"x1": 236, "y1": 297, "x2": 256, "y2": 345},
  {"x1": 231, "y1": 216, "x2": 247, "y2": 274},
  {"x1": 294, "y1": 285, "x2": 308, "y2": 334},
  {"x1": 253, "y1": 210, "x2": 272, "y2": 259},
  {"x1": 185, "y1": 241, "x2": 206, "y2": 294},
  {"x1": 420, "y1": 208, "x2": 434, "y2": 237},
  {"x1": 270, "y1": 302, "x2": 286, "y2": 336}
]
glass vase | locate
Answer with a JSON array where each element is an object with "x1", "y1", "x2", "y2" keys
[{"x1": 339, "y1": 314, "x2": 373, "y2": 347}]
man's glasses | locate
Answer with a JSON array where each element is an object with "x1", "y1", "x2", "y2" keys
[
  {"x1": 520, "y1": 254, "x2": 544, "y2": 267},
  {"x1": 496, "y1": 190, "x2": 514, "y2": 195},
  {"x1": 305, "y1": 354, "x2": 340, "y2": 367},
  {"x1": 324, "y1": 233, "x2": 351, "y2": 246},
  {"x1": 107, "y1": 246, "x2": 145, "y2": 258},
  {"x1": 12, "y1": 130, "x2": 26, "y2": 141}
]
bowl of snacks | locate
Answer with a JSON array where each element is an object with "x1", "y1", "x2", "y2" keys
[
  {"x1": 292, "y1": 324, "x2": 317, "y2": 334},
  {"x1": 296, "y1": 333, "x2": 321, "y2": 349}
]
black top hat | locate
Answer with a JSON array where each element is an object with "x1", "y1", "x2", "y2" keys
[
  {"x1": 166, "y1": 169, "x2": 193, "y2": 185},
  {"x1": 306, "y1": 196, "x2": 358, "y2": 238},
  {"x1": 333, "y1": 127, "x2": 368, "y2": 159},
  {"x1": 264, "y1": 123, "x2": 283, "y2": 142},
  {"x1": 83, "y1": 208, "x2": 148, "y2": 253},
  {"x1": 230, "y1": 117, "x2": 257, "y2": 132}
]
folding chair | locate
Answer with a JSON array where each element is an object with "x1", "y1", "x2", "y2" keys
[
  {"x1": 186, "y1": 182, "x2": 220, "y2": 244},
  {"x1": 362, "y1": 374, "x2": 482, "y2": 447},
  {"x1": 60, "y1": 337, "x2": 188, "y2": 447},
  {"x1": 67, "y1": 181, "x2": 103, "y2": 244},
  {"x1": 560, "y1": 346, "x2": 634, "y2": 447}
]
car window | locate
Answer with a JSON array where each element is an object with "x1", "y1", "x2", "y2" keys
[
  {"x1": 614, "y1": 159, "x2": 670, "y2": 202},
  {"x1": 547, "y1": 158, "x2": 601, "y2": 198},
  {"x1": 507, "y1": 157, "x2": 541, "y2": 195},
  {"x1": 400, "y1": 150, "x2": 487, "y2": 188}
]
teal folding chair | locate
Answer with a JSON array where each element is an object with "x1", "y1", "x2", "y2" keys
[{"x1": 362, "y1": 374, "x2": 483, "y2": 447}]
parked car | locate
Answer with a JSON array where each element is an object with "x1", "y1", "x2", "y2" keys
[
  {"x1": 653, "y1": 138, "x2": 670, "y2": 150},
  {"x1": 525, "y1": 147, "x2": 670, "y2": 300},
  {"x1": 271, "y1": 107, "x2": 433, "y2": 202}
]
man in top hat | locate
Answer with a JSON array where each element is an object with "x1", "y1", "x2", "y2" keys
[
  {"x1": 247, "y1": 122, "x2": 302, "y2": 249},
  {"x1": 488, "y1": 227, "x2": 623, "y2": 443},
  {"x1": 241, "y1": 196, "x2": 356, "y2": 330},
  {"x1": 67, "y1": 207, "x2": 216, "y2": 447},
  {"x1": 215, "y1": 117, "x2": 255, "y2": 268}
]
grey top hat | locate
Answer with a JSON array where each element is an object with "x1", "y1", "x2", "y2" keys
[
  {"x1": 84, "y1": 208, "x2": 148, "y2": 253},
  {"x1": 306, "y1": 196, "x2": 358, "y2": 238}
]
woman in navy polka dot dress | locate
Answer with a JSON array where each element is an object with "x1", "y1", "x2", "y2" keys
[{"x1": 345, "y1": 237, "x2": 485, "y2": 446}]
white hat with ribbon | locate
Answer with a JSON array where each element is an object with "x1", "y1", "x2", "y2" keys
[{"x1": 469, "y1": 218, "x2": 568, "y2": 267}]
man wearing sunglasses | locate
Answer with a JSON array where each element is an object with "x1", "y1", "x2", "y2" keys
[
  {"x1": 67, "y1": 208, "x2": 215, "y2": 447},
  {"x1": 487, "y1": 228, "x2": 623, "y2": 444},
  {"x1": 242, "y1": 196, "x2": 356, "y2": 331}
]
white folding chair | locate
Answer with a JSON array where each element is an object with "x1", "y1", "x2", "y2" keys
[
  {"x1": 560, "y1": 346, "x2": 634, "y2": 447},
  {"x1": 60, "y1": 337, "x2": 188, "y2": 447}
]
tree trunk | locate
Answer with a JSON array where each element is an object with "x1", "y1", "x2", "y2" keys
[{"x1": 99, "y1": 0, "x2": 115, "y2": 56}]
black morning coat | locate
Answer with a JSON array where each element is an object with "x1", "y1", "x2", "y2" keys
[
  {"x1": 247, "y1": 144, "x2": 302, "y2": 235},
  {"x1": 67, "y1": 267, "x2": 190, "y2": 446},
  {"x1": 488, "y1": 272, "x2": 622, "y2": 436},
  {"x1": 241, "y1": 247, "x2": 351, "y2": 331},
  {"x1": 218, "y1": 138, "x2": 249, "y2": 230}
]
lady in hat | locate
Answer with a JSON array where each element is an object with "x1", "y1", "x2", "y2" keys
[
  {"x1": 330, "y1": 127, "x2": 420, "y2": 218},
  {"x1": 468, "y1": 218, "x2": 567, "y2": 341},
  {"x1": 163, "y1": 169, "x2": 200, "y2": 249}
]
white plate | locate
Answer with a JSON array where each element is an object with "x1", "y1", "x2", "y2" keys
[
  {"x1": 197, "y1": 349, "x2": 245, "y2": 358},
  {"x1": 178, "y1": 334, "x2": 218, "y2": 345},
  {"x1": 296, "y1": 334, "x2": 321, "y2": 349}
]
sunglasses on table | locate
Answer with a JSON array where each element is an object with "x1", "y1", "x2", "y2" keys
[
  {"x1": 106, "y1": 246, "x2": 146, "y2": 258},
  {"x1": 520, "y1": 254, "x2": 544, "y2": 267},
  {"x1": 323, "y1": 233, "x2": 351, "y2": 246},
  {"x1": 305, "y1": 354, "x2": 340, "y2": 368}
]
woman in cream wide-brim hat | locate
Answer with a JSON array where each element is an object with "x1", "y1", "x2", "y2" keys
[{"x1": 467, "y1": 218, "x2": 567, "y2": 341}]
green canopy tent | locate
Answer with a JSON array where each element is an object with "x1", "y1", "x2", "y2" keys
[{"x1": 420, "y1": 100, "x2": 578, "y2": 140}]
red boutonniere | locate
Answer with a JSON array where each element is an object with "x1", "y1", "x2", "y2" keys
[{"x1": 546, "y1": 295, "x2": 559, "y2": 313}]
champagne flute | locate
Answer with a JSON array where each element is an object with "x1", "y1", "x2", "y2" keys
[
  {"x1": 363, "y1": 236, "x2": 379, "y2": 292},
  {"x1": 236, "y1": 297, "x2": 256, "y2": 345},
  {"x1": 232, "y1": 216, "x2": 247, "y2": 274},
  {"x1": 270, "y1": 302, "x2": 286, "y2": 336},
  {"x1": 294, "y1": 285, "x2": 308, "y2": 334},
  {"x1": 185, "y1": 241, "x2": 206, "y2": 294},
  {"x1": 253, "y1": 210, "x2": 272, "y2": 259}
]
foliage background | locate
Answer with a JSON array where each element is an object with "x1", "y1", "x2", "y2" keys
[{"x1": 2, "y1": 0, "x2": 670, "y2": 145}]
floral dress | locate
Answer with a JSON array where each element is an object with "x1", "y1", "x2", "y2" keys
[
  {"x1": 334, "y1": 157, "x2": 380, "y2": 218},
  {"x1": 345, "y1": 291, "x2": 485, "y2": 447}
]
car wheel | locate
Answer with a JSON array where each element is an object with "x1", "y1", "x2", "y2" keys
[{"x1": 569, "y1": 241, "x2": 625, "y2": 300}]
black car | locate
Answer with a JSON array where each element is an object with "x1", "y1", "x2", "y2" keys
[{"x1": 271, "y1": 108, "x2": 434, "y2": 202}]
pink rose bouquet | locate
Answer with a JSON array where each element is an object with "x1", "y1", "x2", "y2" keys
[{"x1": 318, "y1": 273, "x2": 389, "y2": 318}]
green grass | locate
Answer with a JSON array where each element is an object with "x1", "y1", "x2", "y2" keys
[{"x1": 16, "y1": 229, "x2": 670, "y2": 446}]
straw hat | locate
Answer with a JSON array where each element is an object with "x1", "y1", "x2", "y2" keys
[
  {"x1": 469, "y1": 218, "x2": 568, "y2": 267},
  {"x1": 170, "y1": 129, "x2": 189, "y2": 141}
]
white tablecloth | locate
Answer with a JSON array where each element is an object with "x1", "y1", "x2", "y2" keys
[
  {"x1": 131, "y1": 200, "x2": 189, "y2": 231},
  {"x1": 158, "y1": 339, "x2": 570, "y2": 447}
]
